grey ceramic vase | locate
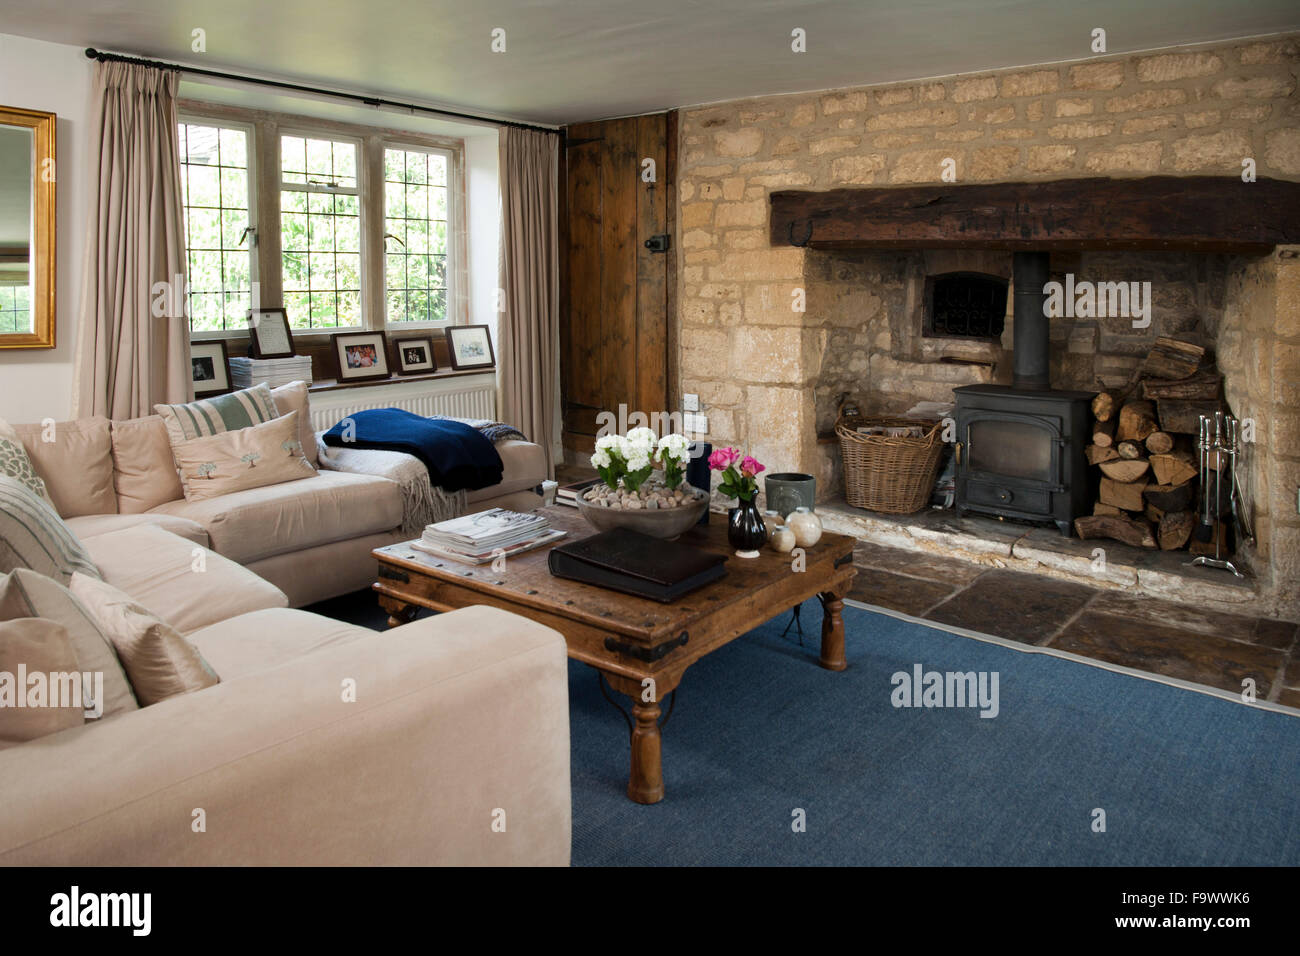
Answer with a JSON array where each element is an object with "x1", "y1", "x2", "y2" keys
[{"x1": 764, "y1": 472, "x2": 816, "y2": 516}]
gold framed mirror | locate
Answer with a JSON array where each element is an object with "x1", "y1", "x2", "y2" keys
[{"x1": 0, "y1": 105, "x2": 56, "y2": 349}]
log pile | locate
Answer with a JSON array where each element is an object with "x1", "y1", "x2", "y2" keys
[{"x1": 1074, "y1": 336, "x2": 1225, "y2": 552}]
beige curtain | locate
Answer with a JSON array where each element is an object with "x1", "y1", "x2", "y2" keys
[
  {"x1": 73, "y1": 60, "x2": 190, "y2": 419},
  {"x1": 498, "y1": 127, "x2": 560, "y2": 476}
]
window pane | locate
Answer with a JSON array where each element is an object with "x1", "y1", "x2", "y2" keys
[
  {"x1": 179, "y1": 121, "x2": 252, "y2": 333},
  {"x1": 281, "y1": 173, "x2": 361, "y2": 328},
  {"x1": 384, "y1": 146, "x2": 453, "y2": 325}
]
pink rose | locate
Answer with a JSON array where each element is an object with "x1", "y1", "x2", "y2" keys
[
  {"x1": 709, "y1": 447, "x2": 740, "y2": 471},
  {"x1": 740, "y1": 455, "x2": 765, "y2": 478}
]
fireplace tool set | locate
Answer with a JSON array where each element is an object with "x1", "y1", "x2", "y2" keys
[{"x1": 1191, "y1": 412, "x2": 1252, "y2": 578}]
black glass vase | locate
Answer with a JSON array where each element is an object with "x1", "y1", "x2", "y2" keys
[{"x1": 727, "y1": 496, "x2": 766, "y2": 556}]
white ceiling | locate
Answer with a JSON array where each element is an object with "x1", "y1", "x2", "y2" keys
[{"x1": 0, "y1": 0, "x2": 1297, "y2": 126}]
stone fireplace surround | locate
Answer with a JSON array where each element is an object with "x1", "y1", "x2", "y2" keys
[{"x1": 675, "y1": 34, "x2": 1300, "y2": 618}]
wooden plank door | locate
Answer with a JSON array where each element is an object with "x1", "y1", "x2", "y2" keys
[{"x1": 560, "y1": 112, "x2": 676, "y2": 454}]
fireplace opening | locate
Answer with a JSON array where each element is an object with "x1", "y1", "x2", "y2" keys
[{"x1": 923, "y1": 272, "x2": 1008, "y2": 340}]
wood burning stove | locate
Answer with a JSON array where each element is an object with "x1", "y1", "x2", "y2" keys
[{"x1": 954, "y1": 252, "x2": 1095, "y2": 536}]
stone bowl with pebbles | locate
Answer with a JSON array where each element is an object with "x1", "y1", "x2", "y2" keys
[{"x1": 575, "y1": 480, "x2": 710, "y2": 539}]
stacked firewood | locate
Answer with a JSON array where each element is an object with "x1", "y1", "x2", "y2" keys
[{"x1": 1074, "y1": 337, "x2": 1226, "y2": 552}]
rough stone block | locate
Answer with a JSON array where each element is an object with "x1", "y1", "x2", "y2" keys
[
  {"x1": 1049, "y1": 120, "x2": 1115, "y2": 139},
  {"x1": 715, "y1": 200, "x2": 767, "y2": 228},
  {"x1": 1068, "y1": 62, "x2": 1126, "y2": 90},
  {"x1": 1264, "y1": 128, "x2": 1300, "y2": 175},
  {"x1": 1105, "y1": 89, "x2": 1188, "y2": 112},
  {"x1": 876, "y1": 87, "x2": 914, "y2": 107},
  {"x1": 1055, "y1": 98, "x2": 1095, "y2": 117},
  {"x1": 714, "y1": 128, "x2": 764, "y2": 157},
  {"x1": 1237, "y1": 39, "x2": 1299, "y2": 65},
  {"x1": 1122, "y1": 114, "x2": 1179, "y2": 134},
  {"x1": 830, "y1": 154, "x2": 886, "y2": 184},
  {"x1": 680, "y1": 202, "x2": 714, "y2": 228},
  {"x1": 1135, "y1": 52, "x2": 1224, "y2": 82},
  {"x1": 865, "y1": 106, "x2": 959, "y2": 130},
  {"x1": 1212, "y1": 76, "x2": 1296, "y2": 99},
  {"x1": 1084, "y1": 141, "x2": 1163, "y2": 172},
  {"x1": 1169, "y1": 130, "x2": 1252, "y2": 171},
  {"x1": 809, "y1": 136, "x2": 861, "y2": 155},
  {"x1": 821, "y1": 92, "x2": 868, "y2": 114},
  {"x1": 969, "y1": 146, "x2": 1020, "y2": 179},
  {"x1": 1184, "y1": 110, "x2": 1222, "y2": 128},
  {"x1": 1027, "y1": 144, "x2": 1077, "y2": 172},
  {"x1": 952, "y1": 76, "x2": 998, "y2": 102},
  {"x1": 890, "y1": 149, "x2": 956, "y2": 184},
  {"x1": 1001, "y1": 70, "x2": 1060, "y2": 97}
]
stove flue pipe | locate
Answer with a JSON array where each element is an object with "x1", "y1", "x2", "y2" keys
[{"x1": 1012, "y1": 251, "x2": 1052, "y2": 390}]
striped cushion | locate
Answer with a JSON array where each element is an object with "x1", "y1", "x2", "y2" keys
[
  {"x1": 154, "y1": 383, "x2": 280, "y2": 447},
  {"x1": 0, "y1": 475, "x2": 102, "y2": 584}
]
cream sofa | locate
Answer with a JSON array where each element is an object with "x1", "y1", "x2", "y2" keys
[
  {"x1": 0, "y1": 523, "x2": 572, "y2": 866},
  {"x1": 9, "y1": 383, "x2": 547, "y2": 606}
]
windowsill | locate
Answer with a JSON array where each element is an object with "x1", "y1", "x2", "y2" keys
[{"x1": 308, "y1": 367, "x2": 495, "y2": 393}]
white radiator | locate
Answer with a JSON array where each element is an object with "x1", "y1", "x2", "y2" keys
[{"x1": 309, "y1": 380, "x2": 497, "y2": 432}]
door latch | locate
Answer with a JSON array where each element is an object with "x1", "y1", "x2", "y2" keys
[{"x1": 644, "y1": 234, "x2": 670, "y2": 253}]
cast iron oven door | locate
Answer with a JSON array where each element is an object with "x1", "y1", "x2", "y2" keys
[{"x1": 960, "y1": 412, "x2": 1065, "y2": 522}]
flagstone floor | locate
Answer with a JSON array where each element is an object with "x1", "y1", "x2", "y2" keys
[
  {"x1": 555, "y1": 463, "x2": 1299, "y2": 707},
  {"x1": 847, "y1": 539, "x2": 1298, "y2": 706}
]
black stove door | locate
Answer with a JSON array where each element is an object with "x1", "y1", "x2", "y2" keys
[{"x1": 960, "y1": 412, "x2": 1064, "y2": 518}]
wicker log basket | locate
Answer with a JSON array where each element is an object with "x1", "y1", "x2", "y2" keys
[{"x1": 835, "y1": 412, "x2": 945, "y2": 515}]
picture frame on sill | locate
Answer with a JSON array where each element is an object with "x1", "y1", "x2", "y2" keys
[
  {"x1": 393, "y1": 336, "x2": 438, "y2": 376},
  {"x1": 190, "y1": 340, "x2": 232, "y2": 397},
  {"x1": 445, "y1": 324, "x2": 496, "y2": 371},
  {"x1": 332, "y1": 331, "x2": 391, "y2": 383},
  {"x1": 246, "y1": 307, "x2": 296, "y2": 359}
]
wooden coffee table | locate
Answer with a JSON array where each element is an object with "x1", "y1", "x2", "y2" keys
[{"x1": 372, "y1": 506, "x2": 856, "y2": 804}]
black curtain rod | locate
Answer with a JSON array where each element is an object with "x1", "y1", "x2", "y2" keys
[{"x1": 84, "y1": 47, "x2": 559, "y2": 135}]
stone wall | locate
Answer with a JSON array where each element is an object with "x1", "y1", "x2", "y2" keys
[
  {"x1": 674, "y1": 33, "x2": 1300, "y2": 614},
  {"x1": 1216, "y1": 247, "x2": 1300, "y2": 619}
]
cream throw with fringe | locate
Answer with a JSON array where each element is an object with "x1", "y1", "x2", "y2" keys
[{"x1": 315, "y1": 439, "x2": 465, "y2": 536}]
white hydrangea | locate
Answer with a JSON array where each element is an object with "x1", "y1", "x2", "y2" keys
[
  {"x1": 624, "y1": 427, "x2": 658, "y2": 454},
  {"x1": 590, "y1": 448, "x2": 612, "y2": 469},
  {"x1": 657, "y1": 432, "x2": 691, "y2": 463},
  {"x1": 625, "y1": 451, "x2": 652, "y2": 472},
  {"x1": 594, "y1": 433, "x2": 624, "y2": 453}
]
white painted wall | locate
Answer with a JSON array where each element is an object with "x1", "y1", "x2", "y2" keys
[{"x1": 0, "y1": 33, "x2": 93, "y2": 423}]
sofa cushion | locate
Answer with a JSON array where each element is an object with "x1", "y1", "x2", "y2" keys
[
  {"x1": 466, "y1": 439, "x2": 546, "y2": 503},
  {"x1": 0, "y1": 618, "x2": 86, "y2": 748},
  {"x1": 154, "y1": 382, "x2": 279, "y2": 446},
  {"x1": 270, "y1": 381, "x2": 318, "y2": 467},
  {"x1": 172, "y1": 411, "x2": 317, "y2": 502},
  {"x1": 10, "y1": 416, "x2": 117, "y2": 517},
  {"x1": 0, "y1": 476, "x2": 103, "y2": 585},
  {"x1": 65, "y1": 513, "x2": 209, "y2": 548},
  {"x1": 186, "y1": 607, "x2": 371, "y2": 682},
  {"x1": 80, "y1": 525, "x2": 287, "y2": 635},
  {"x1": 69, "y1": 573, "x2": 220, "y2": 706},
  {"x1": 149, "y1": 470, "x2": 403, "y2": 565},
  {"x1": 111, "y1": 415, "x2": 184, "y2": 513},
  {"x1": 0, "y1": 568, "x2": 138, "y2": 718}
]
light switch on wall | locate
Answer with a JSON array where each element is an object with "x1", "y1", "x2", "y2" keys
[{"x1": 682, "y1": 393, "x2": 700, "y2": 412}]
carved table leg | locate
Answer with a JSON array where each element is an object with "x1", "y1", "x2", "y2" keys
[
  {"x1": 627, "y1": 699, "x2": 665, "y2": 804},
  {"x1": 378, "y1": 596, "x2": 420, "y2": 629},
  {"x1": 818, "y1": 592, "x2": 847, "y2": 671}
]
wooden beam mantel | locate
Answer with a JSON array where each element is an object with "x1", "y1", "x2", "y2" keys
[{"x1": 769, "y1": 176, "x2": 1300, "y2": 253}]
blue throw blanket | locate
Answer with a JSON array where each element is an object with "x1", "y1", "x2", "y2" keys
[{"x1": 321, "y1": 408, "x2": 505, "y2": 492}]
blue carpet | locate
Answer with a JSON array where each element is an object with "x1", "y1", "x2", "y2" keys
[{"x1": 569, "y1": 600, "x2": 1300, "y2": 866}]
